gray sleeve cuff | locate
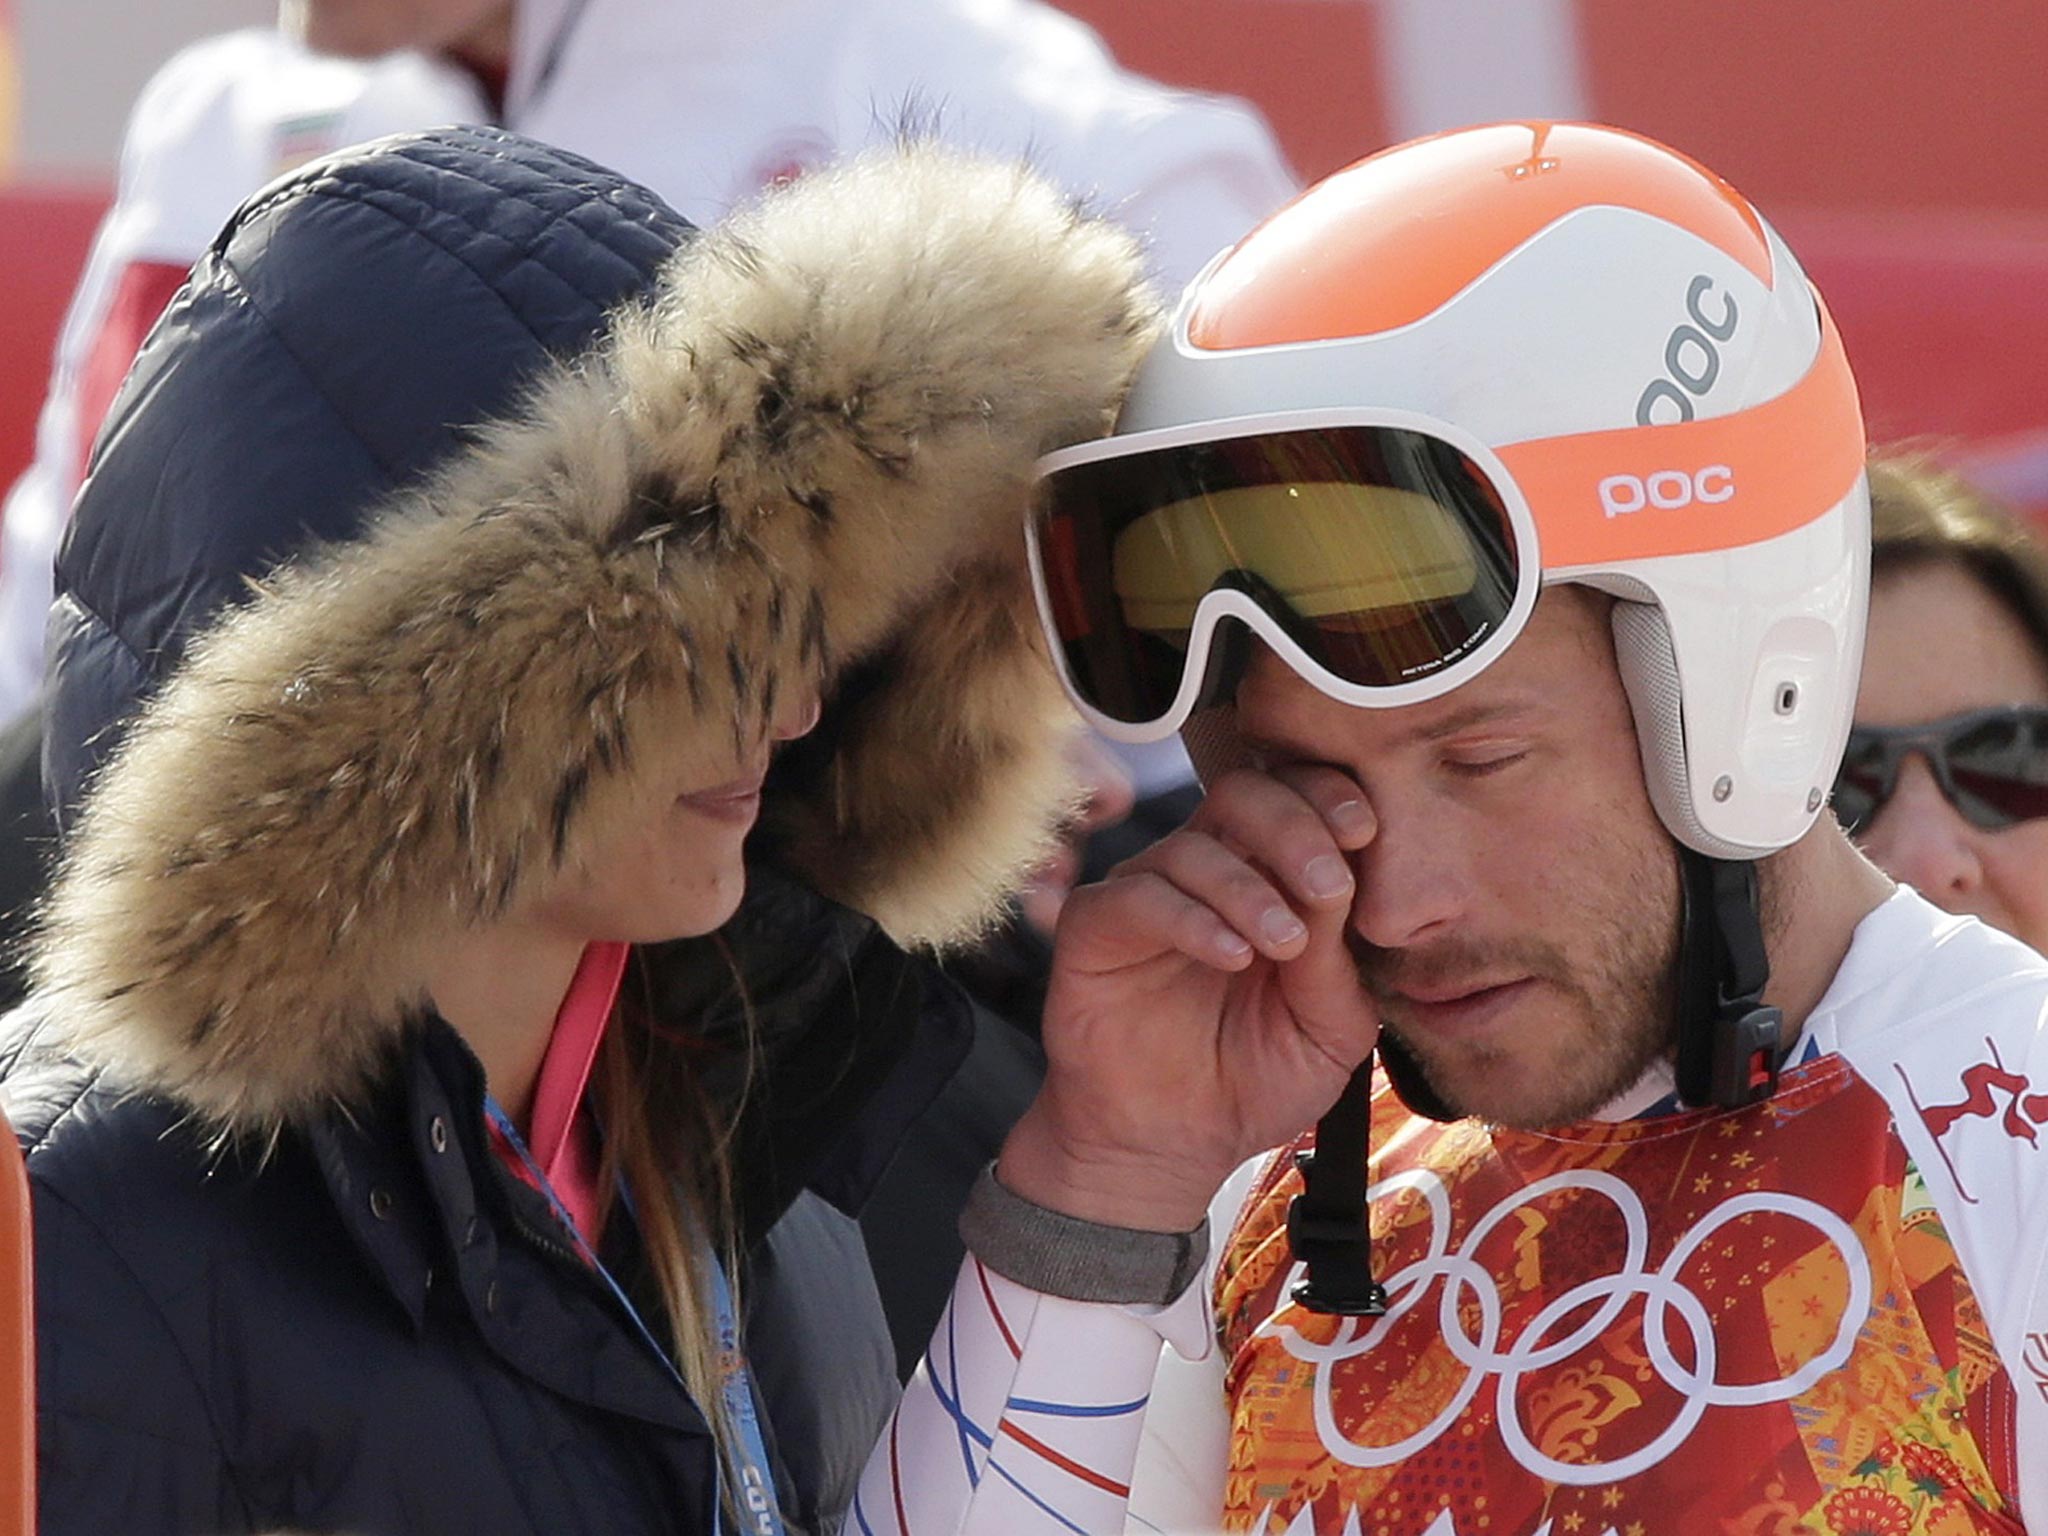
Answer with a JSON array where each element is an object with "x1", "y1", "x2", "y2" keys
[{"x1": 957, "y1": 1163, "x2": 1209, "y2": 1307}]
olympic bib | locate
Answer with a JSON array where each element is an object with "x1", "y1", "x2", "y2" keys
[{"x1": 1216, "y1": 1059, "x2": 2023, "y2": 1536}]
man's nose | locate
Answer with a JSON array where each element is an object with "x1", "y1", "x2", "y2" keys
[
  {"x1": 1860, "y1": 754, "x2": 1984, "y2": 900},
  {"x1": 1347, "y1": 812, "x2": 1465, "y2": 951}
]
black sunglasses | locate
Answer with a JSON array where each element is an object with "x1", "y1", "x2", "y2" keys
[{"x1": 1832, "y1": 705, "x2": 2048, "y2": 836}]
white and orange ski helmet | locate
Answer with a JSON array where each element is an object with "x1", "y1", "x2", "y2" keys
[{"x1": 1030, "y1": 121, "x2": 1869, "y2": 861}]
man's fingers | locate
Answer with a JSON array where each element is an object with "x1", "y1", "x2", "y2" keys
[
  {"x1": 1060, "y1": 868, "x2": 1255, "y2": 974},
  {"x1": 1276, "y1": 869, "x2": 1382, "y2": 1068},
  {"x1": 1120, "y1": 828, "x2": 1322, "y2": 961},
  {"x1": 1189, "y1": 769, "x2": 1360, "y2": 915},
  {"x1": 1268, "y1": 762, "x2": 1377, "y2": 851}
]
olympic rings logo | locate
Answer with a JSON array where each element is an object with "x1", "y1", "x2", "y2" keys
[{"x1": 1258, "y1": 1168, "x2": 1873, "y2": 1485}]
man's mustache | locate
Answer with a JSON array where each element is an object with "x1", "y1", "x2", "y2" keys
[{"x1": 1347, "y1": 930, "x2": 1562, "y2": 1006}]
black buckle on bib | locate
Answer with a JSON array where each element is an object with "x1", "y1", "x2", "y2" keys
[{"x1": 1286, "y1": 1063, "x2": 1388, "y2": 1316}]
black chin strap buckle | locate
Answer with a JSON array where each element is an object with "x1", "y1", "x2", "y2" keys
[
  {"x1": 1677, "y1": 852, "x2": 1788, "y2": 1111},
  {"x1": 1706, "y1": 1001, "x2": 1786, "y2": 1108},
  {"x1": 1286, "y1": 1062, "x2": 1388, "y2": 1316}
]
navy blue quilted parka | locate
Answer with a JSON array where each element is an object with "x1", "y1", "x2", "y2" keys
[{"x1": 2, "y1": 126, "x2": 1158, "y2": 1535}]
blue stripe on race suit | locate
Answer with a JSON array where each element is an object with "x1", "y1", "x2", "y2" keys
[
  {"x1": 984, "y1": 1456, "x2": 1095, "y2": 1536},
  {"x1": 939, "y1": 1291, "x2": 994, "y2": 1481},
  {"x1": 1004, "y1": 1396, "x2": 1150, "y2": 1420}
]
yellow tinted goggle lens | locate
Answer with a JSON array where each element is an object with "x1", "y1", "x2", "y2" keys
[
  {"x1": 1111, "y1": 482, "x2": 1482, "y2": 631},
  {"x1": 1036, "y1": 425, "x2": 1520, "y2": 726}
]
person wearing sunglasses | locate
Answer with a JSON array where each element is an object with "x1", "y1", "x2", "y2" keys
[
  {"x1": 1836, "y1": 453, "x2": 2048, "y2": 954},
  {"x1": 848, "y1": 125, "x2": 2048, "y2": 1536}
]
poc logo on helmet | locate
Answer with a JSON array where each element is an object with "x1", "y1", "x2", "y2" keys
[
  {"x1": 1637, "y1": 275, "x2": 1739, "y2": 426},
  {"x1": 1599, "y1": 465, "x2": 1735, "y2": 519}
]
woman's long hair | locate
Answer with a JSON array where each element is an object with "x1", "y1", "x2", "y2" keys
[{"x1": 593, "y1": 947, "x2": 762, "y2": 1526}]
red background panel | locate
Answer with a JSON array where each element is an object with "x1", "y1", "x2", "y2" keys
[
  {"x1": 1577, "y1": 0, "x2": 2048, "y2": 218},
  {"x1": 1787, "y1": 214, "x2": 2048, "y2": 447},
  {"x1": 0, "y1": 185, "x2": 105, "y2": 491}
]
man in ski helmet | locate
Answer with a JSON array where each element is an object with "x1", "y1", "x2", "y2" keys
[{"x1": 856, "y1": 122, "x2": 2048, "y2": 1534}]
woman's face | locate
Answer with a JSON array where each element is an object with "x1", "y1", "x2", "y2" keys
[
  {"x1": 532, "y1": 695, "x2": 822, "y2": 945},
  {"x1": 1854, "y1": 559, "x2": 2048, "y2": 951}
]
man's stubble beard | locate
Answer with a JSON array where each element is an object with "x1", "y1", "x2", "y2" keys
[{"x1": 1354, "y1": 844, "x2": 1685, "y2": 1131}]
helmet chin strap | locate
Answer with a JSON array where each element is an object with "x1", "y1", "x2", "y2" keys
[
  {"x1": 1287, "y1": 999, "x2": 1454, "y2": 1314},
  {"x1": 1287, "y1": 848, "x2": 1786, "y2": 1316},
  {"x1": 1285, "y1": 1061, "x2": 1389, "y2": 1316},
  {"x1": 1673, "y1": 848, "x2": 1788, "y2": 1110}
]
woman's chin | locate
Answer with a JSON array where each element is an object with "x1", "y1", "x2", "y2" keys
[
  {"x1": 692, "y1": 868, "x2": 750, "y2": 935},
  {"x1": 641, "y1": 859, "x2": 748, "y2": 943},
  {"x1": 550, "y1": 843, "x2": 750, "y2": 946}
]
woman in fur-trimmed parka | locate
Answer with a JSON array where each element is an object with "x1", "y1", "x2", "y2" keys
[{"x1": 0, "y1": 127, "x2": 1156, "y2": 1535}]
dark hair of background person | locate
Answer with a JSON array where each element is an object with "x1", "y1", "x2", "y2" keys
[{"x1": 1868, "y1": 448, "x2": 2048, "y2": 664}]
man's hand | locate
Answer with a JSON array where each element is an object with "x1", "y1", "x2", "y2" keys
[{"x1": 998, "y1": 765, "x2": 1381, "y2": 1232}]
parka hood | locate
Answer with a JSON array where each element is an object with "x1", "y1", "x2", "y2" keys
[
  {"x1": 31, "y1": 132, "x2": 1160, "y2": 1135},
  {"x1": 44, "y1": 126, "x2": 694, "y2": 817}
]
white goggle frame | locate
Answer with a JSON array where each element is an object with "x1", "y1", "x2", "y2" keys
[{"x1": 1027, "y1": 405, "x2": 1546, "y2": 745}]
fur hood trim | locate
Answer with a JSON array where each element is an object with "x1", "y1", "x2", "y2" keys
[{"x1": 31, "y1": 143, "x2": 1160, "y2": 1134}]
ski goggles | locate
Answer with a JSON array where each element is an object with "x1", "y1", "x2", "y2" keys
[
  {"x1": 1832, "y1": 706, "x2": 2048, "y2": 835},
  {"x1": 1027, "y1": 409, "x2": 1542, "y2": 739},
  {"x1": 1027, "y1": 311, "x2": 1863, "y2": 742}
]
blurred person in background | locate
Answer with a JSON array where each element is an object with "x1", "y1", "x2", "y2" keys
[
  {"x1": 1, "y1": 125, "x2": 1159, "y2": 1535},
  {"x1": 1835, "y1": 450, "x2": 2048, "y2": 953}
]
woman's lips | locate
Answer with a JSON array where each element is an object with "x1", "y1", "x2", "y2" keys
[
  {"x1": 677, "y1": 774, "x2": 767, "y2": 825},
  {"x1": 1388, "y1": 977, "x2": 1535, "y2": 1039}
]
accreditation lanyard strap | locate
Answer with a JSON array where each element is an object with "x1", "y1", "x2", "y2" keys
[{"x1": 482, "y1": 1097, "x2": 787, "y2": 1536}]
